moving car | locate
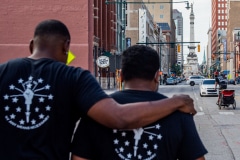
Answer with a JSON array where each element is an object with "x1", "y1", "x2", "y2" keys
[
  {"x1": 186, "y1": 75, "x2": 205, "y2": 86},
  {"x1": 199, "y1": 79, "x2": 218, "y2": 97}
]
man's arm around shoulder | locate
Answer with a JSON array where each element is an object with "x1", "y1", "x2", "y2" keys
[
  {"x1": 87, "y1": 94, "x2": 196, "y2": 129},
  {"x1": 72, "y1": 155, "x2": 88, "y2": 160}
]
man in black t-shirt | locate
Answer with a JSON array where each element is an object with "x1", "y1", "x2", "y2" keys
[
  {"x1": 71, "y1": 45, "x2": 207, "y2": 160},
  {"x1": 0, "y1": 20, "x2": 197, "y2": 160}
]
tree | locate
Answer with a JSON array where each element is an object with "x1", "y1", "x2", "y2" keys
[{"x1": 171, "y1": 64, "x2": 181, "y2": 76}]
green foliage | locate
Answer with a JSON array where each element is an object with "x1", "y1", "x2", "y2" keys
[{"x1": 171, "y1": 64, "x2": 182, "y2": 76}]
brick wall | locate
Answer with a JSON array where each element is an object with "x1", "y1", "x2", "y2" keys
[{"x1": 0, "y1": 0, "x2": 94, "y2": 71}]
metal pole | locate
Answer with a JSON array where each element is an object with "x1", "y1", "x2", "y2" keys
[
  {"x1": 235, "y1": 41, "x2": 237, "y2": 81},
  {"x1": 160, "y1": 45, "x2": 162, "y2": 85}
]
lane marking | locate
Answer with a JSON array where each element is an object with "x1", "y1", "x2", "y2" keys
[
  {"x1": 219, "y1": 112, "x2": 234, "y2": 115},
  {"x1": 196, "y1": 112, "x2": 205, "y2": 115}
]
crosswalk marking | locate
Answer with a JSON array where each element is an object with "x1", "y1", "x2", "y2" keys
[
  {"x1": 196, "y1": 112, "x2": 205, "y2": 116},
  {"x1": 219, "y1": 112, "x2": 234, "y2": 115}
]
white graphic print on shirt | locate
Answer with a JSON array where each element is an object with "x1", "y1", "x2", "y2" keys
[
  {"x1": 3, "y1": 76, "x2": 53, "y2": 130},
  {"x1": 113, "y1": 124, "x2": 162, "y2": 160}
]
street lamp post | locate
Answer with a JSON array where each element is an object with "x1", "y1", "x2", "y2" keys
[{"x1": 235, "y1": 31, "x2": 240, "y2": 81}]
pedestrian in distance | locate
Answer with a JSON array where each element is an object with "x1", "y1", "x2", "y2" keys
[
  {"x1": 0, "y1": 19, "x2": 196, "y2": 160},
  {"x1": 71, "y1": 45, "x2": 207, "y2": 160},
  {"x1": 215, "y1": 74, "x2": 227, "y2": 105}
]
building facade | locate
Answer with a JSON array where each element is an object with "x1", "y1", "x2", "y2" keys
[
  {"x1": 226, "y1": 0, "x2": 240, "y2": 79},
  {"x1": 0, "y1": 0, "x2": 94, "y2": 71},
  {"x1": 144, "y1": 0, "x2": 176, "y2": 75},
  {"x1": 207, "y1": 27, "x2": 212, "y2": 76},
  {"x1": 173, "y1": 9, "x2": 184, "y2": 71},
  {"x1": 211, "y1": 0, "x2": 228, "y2": 59}
]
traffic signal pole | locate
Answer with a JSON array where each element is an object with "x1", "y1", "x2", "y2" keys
[{"x1": 137, "y1": 41, "x2": 200, "y2": 83}]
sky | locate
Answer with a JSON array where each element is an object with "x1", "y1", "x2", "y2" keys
[{"x1": 173, "y1": 0, "x2": 211, "y2": 64}]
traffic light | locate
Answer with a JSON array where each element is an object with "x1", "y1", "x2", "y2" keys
[
  {"x1": 197, "y1": 44, "x2": 200, "y2": 52},
  {"x1": 177, "y1": 44, "x2": 181, "y2": 53}
]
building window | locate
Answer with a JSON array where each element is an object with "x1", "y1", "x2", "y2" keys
[
  {"x1": 160, "y1": 14, "x2": 164, "y2": 18},
  {"x1": 160, "y1": 5, "x2": 164, "y2": 9}
]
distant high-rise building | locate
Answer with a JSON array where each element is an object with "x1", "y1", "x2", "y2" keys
[
  {"x1": 173, "y1": 9, "x2": 183, "y2": 69},
  {"x1": 144, "y1": 0, "x2": 176, "y2": 74},
  {"x1": 211, "y1": 0, "x2": 228, "y2": 57},
  {"x1": 144, "y1": 0, "x2": 172, "y2": 26}
]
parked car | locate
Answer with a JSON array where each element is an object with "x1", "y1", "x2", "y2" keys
[
  {"x1": 186, "y1": 75, "x2": 205, "y2": 86},
  {"x1": 170, "y1": 77, "x2": 178, "y2": 84},
  {"x1": 166, "y1": 78, "x2": 176, "y2": 85},
  {"x1": 228, "y1": 79, "x2": 235, "y2": 85},
  {"x1": 177, "y1": 77, "x2": 182, "y2": 83},
  {"x1": 199, "y1": 79, "x2": 218, "y2": 97}
]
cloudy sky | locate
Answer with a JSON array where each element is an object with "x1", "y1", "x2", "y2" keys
[{"x1": 173, "y1": 0, "x2": 211, "y2": 64}]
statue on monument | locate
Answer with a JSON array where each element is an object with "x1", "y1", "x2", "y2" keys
[{"x1": 188, "y1": 52, "x2": 197, "y2": 58}]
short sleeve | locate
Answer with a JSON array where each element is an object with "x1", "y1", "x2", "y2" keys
[{"x1": 73, "y1": 70, "x2": 109, "y2": 114}]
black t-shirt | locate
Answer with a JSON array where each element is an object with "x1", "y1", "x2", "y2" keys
[
  {"x1": 71, "y1": 90, "x2": 208, "y2": 160},
  {"x1": 0, "y1": 58, "x2": 109, "y2": 160},
  {"x1": 216, "y1": 76, "x2": 227, "y2": 90}
]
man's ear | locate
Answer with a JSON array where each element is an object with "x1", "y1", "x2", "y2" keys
[
  {"x1": 154, "y1": 71, "x2": 160, "y2": 83},
  {"x1": 64, "y1": 39, "x2": 70, "y2": 54},
  {"x1": 29, "y1": 39, "x2": 33, "y2": 54}
]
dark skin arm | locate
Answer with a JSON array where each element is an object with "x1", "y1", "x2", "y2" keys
[
  {"x1": 72, "y1": 155, "x2": 88, "y2": 160},
  {"x1": 215, "y1": 81, "x2": 218, "y2": 90},
  {"x1": 196, "y1": 156, "x2": 205, "y2": 160},
  {"x1": 87, "y1": 94, "x2": 196, "y2": 129}
]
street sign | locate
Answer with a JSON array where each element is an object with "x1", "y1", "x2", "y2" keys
[
  {"x1": 66, "y1": 50, "x2": 76, "y2": 65},
  {"x1": 96, "y1": 56, "x2": 110, "y2": 68}
]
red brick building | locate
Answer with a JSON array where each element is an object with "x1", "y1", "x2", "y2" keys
[
  {"x1": 211, "y1": 0, "x2": 227, "y2": 58},
  {"x1": 0, "y1": 0, "x2": 94, "y2": 70},
  {"x1": 0, "y1": 0, "x2": 119, "y2": 88}
]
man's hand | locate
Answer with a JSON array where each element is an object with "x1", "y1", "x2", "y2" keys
[{"x1": 172, "y1": 95, "x2": 196, "y2": 115}]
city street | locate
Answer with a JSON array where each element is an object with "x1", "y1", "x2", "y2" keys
[
  {"x1": 105, "y1": 83, "x2": 240, "y2": 160},
  {"x1": 159, "y1": 83, "x2": 240, "y2": 160}
]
